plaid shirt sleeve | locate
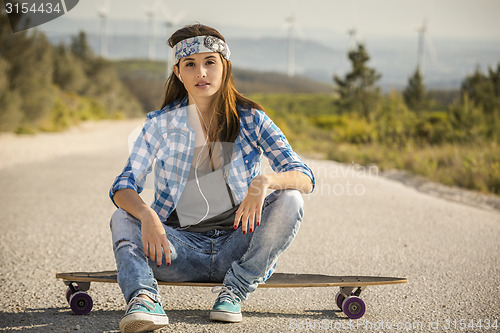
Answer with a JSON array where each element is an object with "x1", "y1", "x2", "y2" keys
[
  {"x1": 254, "y1": 110, "x2": 316, "y2": 192},
  {"x1": 109, "y1": 114, "x2": 162, "y2": 206}
]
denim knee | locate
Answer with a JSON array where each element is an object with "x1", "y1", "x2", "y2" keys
[
  {"x1": 110, "y1": 208, "x2": 142, "y2": 247},
  {"x1": 273, "y1": 190, "x2": 304, "y2": 219}
]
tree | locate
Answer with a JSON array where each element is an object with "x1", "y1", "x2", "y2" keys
[
  {"x1": 460, "y1": 63, "x2": 500, "y2": 141},
  {"x1": 461, "y1": 64, "x2": 500, "y2": 116},
  {"x1": 333, "y1": 43, "x2": 381, "y2": 121},
  {"x1": 53, "y1": 43, "x2": 88, "y2": 93},
  {"x1": 0, "y1": 56, "x2": 22, "y2": 131},
  {"x1": 70, "y1": 31, "x2": 94, "y2": 61},
  {"x1": 403, "y1": 68, "x2": 428, "y2": 114}
]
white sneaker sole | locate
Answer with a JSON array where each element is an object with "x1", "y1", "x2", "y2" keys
[
  {"x1": 210, "y1": 310, "x2": 242, "y2": 323},
  {"x1": 119, "y1": 312, "x2": 169, "y2": 333}
]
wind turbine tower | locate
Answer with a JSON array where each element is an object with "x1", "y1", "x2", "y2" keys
[
  {"x1": 347, "y1": 27, "x2": 357, "y2": 51},
  {"x1": 285, "y1": 13, "x2": 296, "y2": 77},
  {"x1": 97, "y1": 0, "x2": 110, "y2": 58},
  {"x1": 146, "y1": 3, "x2": 156, "y2": 60},
  {"x1": 416, "y1": 19, "x2": 427, "y2": 72},
  {"x1": 156, "y1": 0, "x2": 185, "y2": 77}
]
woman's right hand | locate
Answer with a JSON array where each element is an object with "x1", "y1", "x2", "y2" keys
[
  {"x1": 139, "y1": 207, "x2": 171, "y2": 267},
  {"x1": 113, "y1": 188, "x2": 171, "y2": 267}
]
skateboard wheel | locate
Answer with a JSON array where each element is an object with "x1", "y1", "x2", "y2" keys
[
  {"x1": 335, "y1": 292, "x2": 345, "y2": 310},
  {"x1": 66, "y1": 286, "x2": 79, "y2": 303},
  {"x1": 342, "y1": 296, "x2": 366, "y2": 319},
  {"x1": 69, "y1": 291, "x2": 93, "y2": 315}
]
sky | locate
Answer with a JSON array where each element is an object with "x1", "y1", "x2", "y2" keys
[{"x1": 60, "y1": 0, "x2": 500, "y2": 41}]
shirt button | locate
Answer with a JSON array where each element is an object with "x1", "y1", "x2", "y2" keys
[{"x1": 245, "y1": 160, "x2": 249, "y2": 163}]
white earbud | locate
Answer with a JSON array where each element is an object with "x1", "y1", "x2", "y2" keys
[{"x1": 179, "y1": 74, "x2": 183, "y2": 83}]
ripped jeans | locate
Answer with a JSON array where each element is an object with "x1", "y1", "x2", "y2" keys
[{"x1": 110, "y1": 190, "x2": 304, "y2": 305}]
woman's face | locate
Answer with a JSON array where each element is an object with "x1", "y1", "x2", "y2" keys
[{"x1": 175, "y1": 52, "x2": 224, "y2": 104}]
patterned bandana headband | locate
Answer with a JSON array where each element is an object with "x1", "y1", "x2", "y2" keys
[{"x1": 172, "y1": 35, "x2": 231, "y2": 63}]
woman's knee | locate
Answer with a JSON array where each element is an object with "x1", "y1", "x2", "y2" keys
[
  {"x1": 275, "y1": 190, "x2": 304, "y2": 216},
  {"x1": 110, "y1": 208, "x2": 141, "y2": 243}
]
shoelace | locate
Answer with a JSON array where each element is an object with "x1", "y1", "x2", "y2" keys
[
  {"x1": 211, "y1": 285, "x2": 240, "y2": 304},
  {"x1": 125, "y1": 296, "x2": 155, "y2": 313}
]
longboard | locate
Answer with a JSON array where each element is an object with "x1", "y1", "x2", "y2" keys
[{"x1": 56, "y1": 270, "x2": 407, "y2": 319}]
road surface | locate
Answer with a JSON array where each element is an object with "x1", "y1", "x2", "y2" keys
[{"x1": 0, "y1": 119, "x2": 498, "y2": 332}]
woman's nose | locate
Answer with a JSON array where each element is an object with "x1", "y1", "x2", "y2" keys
[{"x1": 197, "y1": 65, "x2": 207, "y2": 78}]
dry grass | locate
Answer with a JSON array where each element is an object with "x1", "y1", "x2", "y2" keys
[{"x1": 326, "y1": 142, "x2": 500, "y2": 195}]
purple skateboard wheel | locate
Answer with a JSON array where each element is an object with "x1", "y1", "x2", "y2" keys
[
  {"x1": 342, "y1": 296, "x2": 366, "y2": 319},
  {"x1": 69, "y1": 291, "x2": 93, "y2": 315},
  {"x1": 66, "y1": 286, "x2": 79, "y2": 303},
  {"x1": 335, "y1": 292, "x2": 345, "y2": 310}
]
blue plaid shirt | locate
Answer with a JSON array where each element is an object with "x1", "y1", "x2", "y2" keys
[{"x1": 110, "y1": 98, "x2": 315, "y2": 222}]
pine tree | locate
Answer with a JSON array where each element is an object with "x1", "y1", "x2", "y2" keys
[
  {"x1": 403, "y1": 68, "x2": 427, "y2": 114},
  {"x1": 462, "y1": 64, "x2": 500, "y2": 115},
  {"x1": 70, "y1": 31, "x2": 94, "y2": 61},
  {"x1": 333, "y1": 43, "x2": 381, "y2": 121}
]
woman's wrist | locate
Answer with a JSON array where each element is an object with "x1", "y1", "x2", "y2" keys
[
  {"x1": 253, "y1": 174, "x2": 270, "y2": 189},
  {"x1": 137, "y1": 205, "x2": 157, "y2": 222}
]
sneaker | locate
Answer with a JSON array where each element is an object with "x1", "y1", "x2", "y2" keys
[
  {"x1": 210, "y1": 286, "x2": 243, "y2": 323},
  {"x1": 119, "y1": 297, "x2": 169, "y2": 333}
]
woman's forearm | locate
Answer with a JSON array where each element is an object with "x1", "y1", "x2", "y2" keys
[
  {"x1": 256, "y1": 170, "x2": 313, "y2": 194},
  {"x1": 113, "y1": 188, "x2": 156, "y2": 221}
]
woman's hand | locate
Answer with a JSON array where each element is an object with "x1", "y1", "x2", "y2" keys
[
  {"x1": 139, "y1": 208, "x2": 171, "y2": 267},
  {"x1": 233, "y1": 175, "x2": 269, "y2": 234}
]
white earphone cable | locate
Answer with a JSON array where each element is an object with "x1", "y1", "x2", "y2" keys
[{"x1": 189, "y1": 93, "x2": 215, "y2": 224}]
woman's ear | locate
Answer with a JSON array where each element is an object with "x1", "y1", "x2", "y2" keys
[{"x1": 173, "y1": 66, "x2": 182, "y2": 82}]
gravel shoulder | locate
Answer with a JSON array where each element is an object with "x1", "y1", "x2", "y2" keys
[{"x1": 0, "y1": 120, "x2": 498, "y2": 332}]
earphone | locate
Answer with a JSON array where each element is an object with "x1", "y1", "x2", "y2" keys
[
  {"x1": 178, "y1": 74, "x2": 183, "y2": 83},
  {"x1": 190, "y1": 93, "x2": 214, "y2": 224}
]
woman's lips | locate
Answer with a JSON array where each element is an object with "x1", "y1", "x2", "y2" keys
[{"x1": 195, "y1": 82, "x2": 210, "y2": 89}]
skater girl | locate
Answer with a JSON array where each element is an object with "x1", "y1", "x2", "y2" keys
[{"x1": 109, "y1": 23, "x2": 315, "y2": 333}]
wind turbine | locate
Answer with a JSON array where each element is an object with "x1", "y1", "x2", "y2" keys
[
  {"x1": 155, "y1": 0, "x2": 185, "y2": 77},
  {"x1": 347, "y1": 0, "x2": 359, "y2": 51},
  {"x1": 415, "y1": 18, "x2": 437, "y2": 73},
  {"x1": 285, "y1": 13, "x2": 296, "y2": 77},
  {"x1": 97, "y1": 0, "x2": 111, "y2": 58},
  {"x1": 145, "y1": 1, "x2": 156, "y2": 60},
  {"x1": 284, "y1": 0, "x2": 305, "y2": 78},
  {"x1": 347, "y1": 27, "x2": 358, "y2": 51}
]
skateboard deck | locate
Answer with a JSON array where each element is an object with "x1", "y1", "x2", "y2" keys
[{"x1": 56, "y1": 270, "x2": 407, "y2": 319}]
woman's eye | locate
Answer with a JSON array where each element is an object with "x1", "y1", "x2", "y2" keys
[
  {"x1": 206, "y1": 61, "x2": 215, "y2": 65},
  {"x1": 185, "y1": 62, "x2": 194, "y2": 67}
]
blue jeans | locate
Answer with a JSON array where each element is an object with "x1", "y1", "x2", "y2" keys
[{"x1": 110, "y1": 190, "x2": 304, "y2": 304}]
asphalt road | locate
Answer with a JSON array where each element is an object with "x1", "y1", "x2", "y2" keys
[{"x1": 0, "y1": 120, "x2": 499, "y2": 332}]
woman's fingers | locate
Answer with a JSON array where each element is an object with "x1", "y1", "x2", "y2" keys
[
  {"x1": 234, "y1": 203, "x2": 262, "y2": 234},
  {"x1": 162, "y1": 236, "x2": 171, "y2": 267},
  {"x1": 143, "y1": 235, "x2": 172, "y2": 267},
  {"x1": 155, "y1": 244, "x2": 162, "y2": 267}
]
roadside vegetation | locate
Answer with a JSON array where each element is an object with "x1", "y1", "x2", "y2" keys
[
  {"x1": 247, "y1": 44, "x2": 500, "y2": 195},
  {"x1": 0, "y1": 14, "x2": 142, "y2": 134}
]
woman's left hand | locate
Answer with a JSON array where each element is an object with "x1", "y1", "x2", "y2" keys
[{"x1": 233, "y1": 175, "x2": 269, "y2": 234}]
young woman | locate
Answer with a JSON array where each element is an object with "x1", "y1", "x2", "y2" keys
[{"x1": 109, "y1": 24, "x2": 315, "y2": 333}]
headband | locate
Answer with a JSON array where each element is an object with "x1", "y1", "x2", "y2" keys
[{"x1": 172, "y1": 35, "x2": 231, "y2": 63}]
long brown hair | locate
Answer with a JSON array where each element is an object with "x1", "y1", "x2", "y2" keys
[{"x1": 161, "y1": 24, "x2": 263, "y2": 143}]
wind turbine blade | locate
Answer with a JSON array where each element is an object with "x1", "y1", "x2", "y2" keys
[
  {"x1": 98, "y1": 0, "x2": 111, "y2": 15},
  {"x1": 171, "y1": 9, "x2": 186, "y2": 26},
  {"x1": 156, "y1": 0, "x2": 173, "y2": 21}
]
